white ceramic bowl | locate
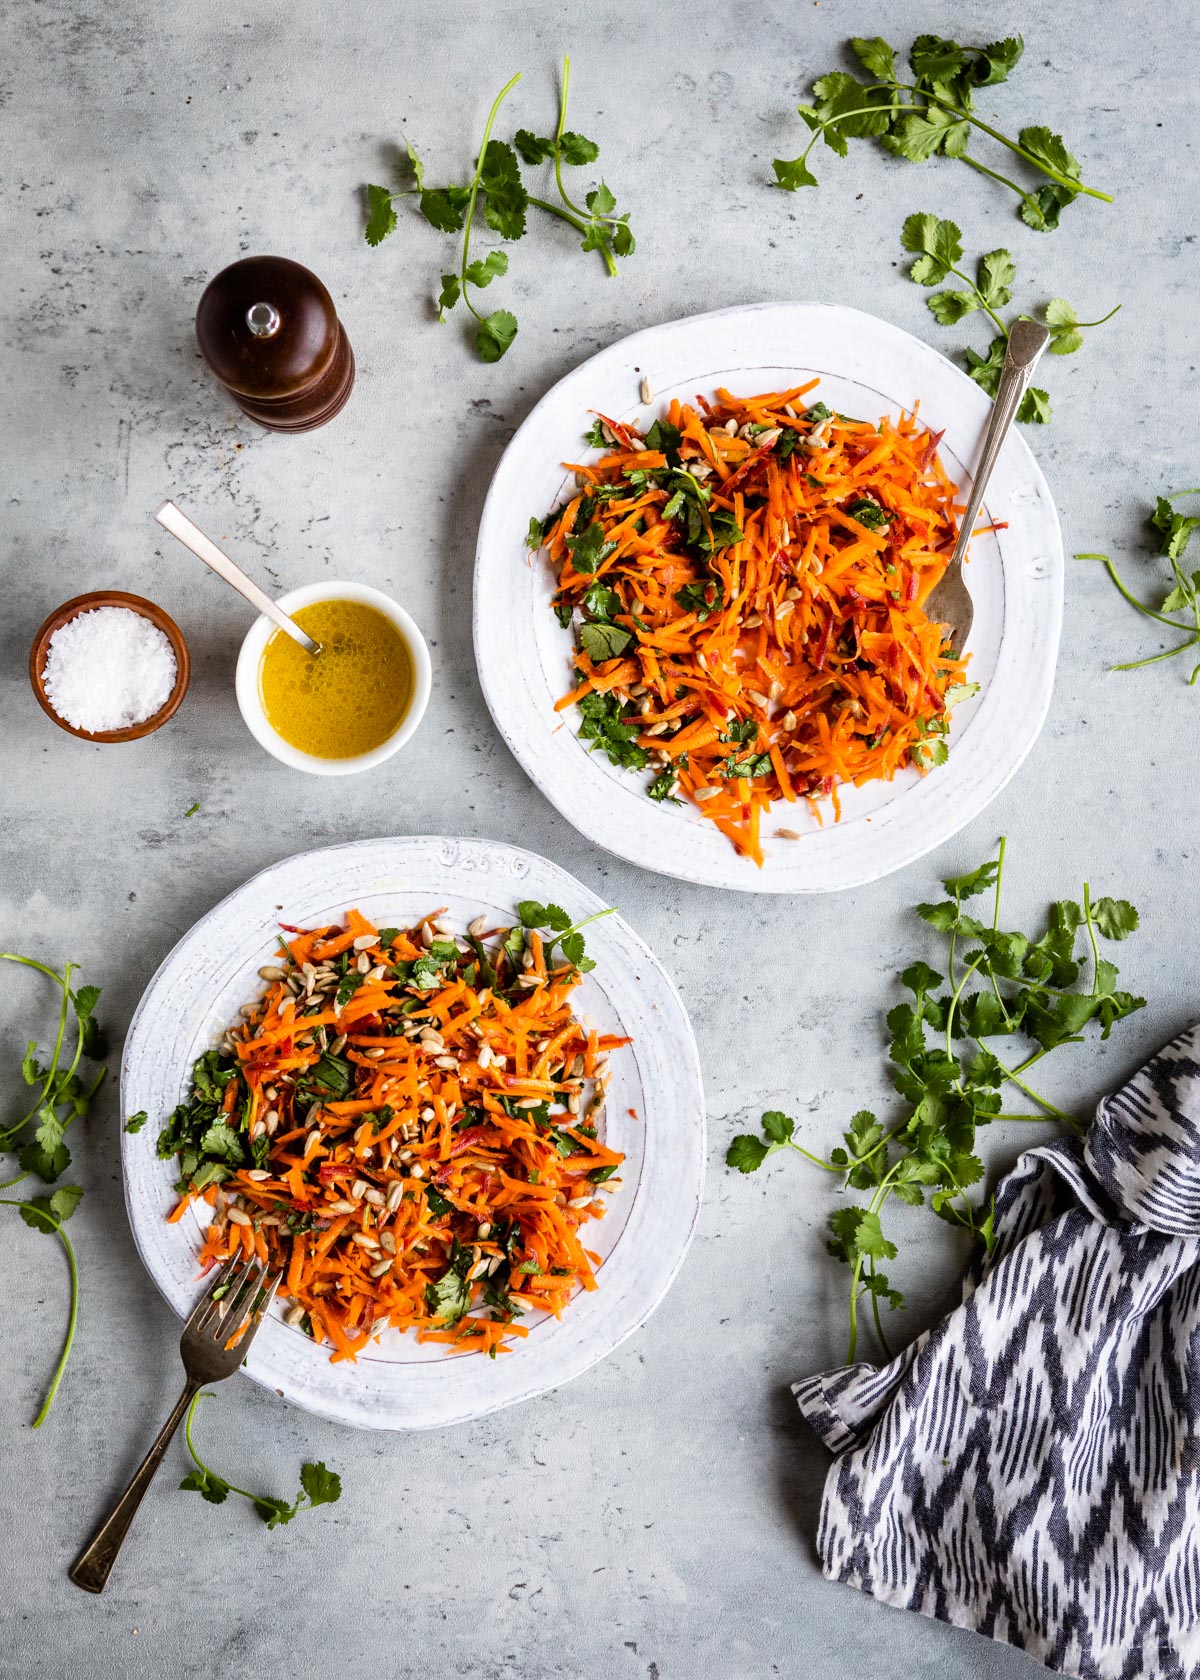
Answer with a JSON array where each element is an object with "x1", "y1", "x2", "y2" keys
[{"x1": 235, "y1": 580, "x2": 432, "y2": 776}]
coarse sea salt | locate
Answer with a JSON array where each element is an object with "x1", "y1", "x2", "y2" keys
[{"x1": 41, "y1": 606, "x2": 177, "y2": 734}]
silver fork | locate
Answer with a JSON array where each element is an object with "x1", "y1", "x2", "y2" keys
[
  {"x1": 923, "y1": 317, "x2": 1051, "y2": 655},
  {"x1": 70, "y1": 1254, "x2": 281, "y2": 1594}
]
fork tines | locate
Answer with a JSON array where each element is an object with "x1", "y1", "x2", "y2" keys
[{"x1": 190, "y1": 1254, "x2": 281, "y2": 1345}]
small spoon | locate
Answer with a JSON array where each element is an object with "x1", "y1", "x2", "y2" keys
[
  {"x1": 154, "y1": 501, "x2": 321, "y2": 657},
  {"x1": 924, "y1": 317, "x2": 1051, "y2": 655}
]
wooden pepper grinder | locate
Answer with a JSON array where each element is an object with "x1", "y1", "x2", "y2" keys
[{"x1": 195, "y1": 255, "x2": 355, "y2": 432}]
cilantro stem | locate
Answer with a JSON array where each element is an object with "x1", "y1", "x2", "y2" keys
[
  {"x1": 1075, "y1": 554, "x2": 1185, "y2": 630},
  {"x1": 184, "y1": 1391, "x2": 262, "y2": 1504},
  {"x1": 1070, "y1": 306, "x2": 1123, "y2": 330},
  {"x1": 945, "y1": 262, "x2": 1007, "y2": 334},
  {"x1": 548, "y1": 56, "x2": 619, "y2": 278},
  {"x1": 1082, "y1": 882, "x2": 1102, "y2": 995},
  {"x1": 789, "y1": 85, "x2": 1112, "y2": 203},
  {"x1": 1113, "y1": 641, "x2": 1199, "y2": 671},
  {"x1": 0, "y1": 954, "x2": 74, "y2": 1141},
  {"x1": 459, "y1": 72, "x2": 523, "y2": 326},
  {"x1": 959, "y1": 151, "x2": 1032, "y2": 205},
  {"x1": 983, "y1": 1049, "x2": 1081, "y2": 1127},
  {"x1": 527, "y1": 194, "x2": 596, "y2": 240},
  {"x1": 867, "y1": 1258, "x2": 893, "y2": 1360},
  {"x1": 846, "y1": 1162, "x2": 902, "y2": 1363},
  {"x1": 0, "y1": 1199, "x2": 78, "y2": 1426}
]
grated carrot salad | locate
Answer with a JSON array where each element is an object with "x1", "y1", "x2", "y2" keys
[
  {"x1": 530, "y1": 387, "x2": 972, "y2": 865},
  {"x1": 159, "y1": 906, "x2": 627, "y2": 1361}
]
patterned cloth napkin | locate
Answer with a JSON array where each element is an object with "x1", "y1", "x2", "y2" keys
[{"x1": 794, "y1": 1025, "x2": 1200, "y2": 1680}]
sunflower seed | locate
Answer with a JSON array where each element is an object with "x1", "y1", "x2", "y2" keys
[
  {"x1": 434, "y1": 1055, "x2": 457, "y2": 1070},
  {"x1": 352, "y1": 934, "x2": 376, "y2": 951},
  {"x1": 250, "y1": 1120, "x2": 266, "y2": 1141},
  {"x1": 364, "y1": 1188, "x2": 385, "y2": 1207},
  {"x1": 769, "y1": 680, "x2": 783, "y2": 703},
  {"x1": 477, "y1": 1221, "x2": 493, "y2": 1240},
  {"x1": 516, "y1": 1097, "x2": 542, "y2": 1109},
  {"x1": 567, "y1": 1094, "x2": 581, "y2": 1114},
  {"x1": 350, "y1": 1232, "x2": 381, "y2": 1251},
  {"x1": 226, "y1": 1207, "x2": 252, "y2": 1228},
  {"x1": 386, "y1": 1182, "x2": 404, "y2": 1212},
  {"x1": 239, "y1": 1003, "x2": 258, "y2": 1019},
  {"x1": 409, "y1": 1164, "x2": 426, "y2": 1180},
  {"x1": 420, "y1": 1028, "x2": 445, "y2": 1051},
  {"x1": 639, "y1": 374, "x2": 654, "y2": 404},
  {"x1": 327, "y1": 1197, "x2": 357, "y2": 1214},
  {"x1": 284, "y1": 1303, "x2": 306, "y2": 1327},
  {"x1": 468, "y1": 1258, "x2": 489, "y2": 1280},
  {"x1": 356, "y1": 952, "x2": 371, "y2": 975},
  {"x1": 246, "y1": 1168, "x2": 270, "y2": 1182},
  {"x1": 693, "y1": 786, "x2": 721, "y2": 802},
  {"x1": 782, "y1": 710, "x2": 798, "y2": 732},
  {"x1": 420, "y1": 923, "x2": 434, "y2": 949},
  {"x1": 468, "y1": 914, "x2": 489, "y2": 938},
  {"x1": 568, "y1": 1194, "x2": 592, "y2": 1208},
  {"x1": 775, "y1": 827, "x2": 803, "y2": 840},
  {"x1": 259, "y1": 965, "x2": 286, "y2": 981},
  {"x1": 420, "y1": 1106, "x2": 435, "y2": 1121},
  {"x1": 369, "y1": 1257, "x2": 393, "y2": 1278},
  {"x1": 379, "y1": 1230, "x2": 397, "y2": 1254},
  {"x1": 265, "y1": 1112, "x2": 280, "y2": 1136},
  {"x1": 747, "y1": 688, "x2": 770, "y2": 707}
]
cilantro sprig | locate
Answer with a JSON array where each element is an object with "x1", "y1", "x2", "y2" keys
[
  {"x1": 726, "y1": 839, "x2": 1143, "y2": 1362},
  {"x1": 180, "y1": 1391, "x2": 341, "y2": 1529},
  {"x1": 512, "y1": 900, "x2": 616, "y2": 975},
  {"x1": 0, "y1": 952, "x2": 106, "y2": 1426},
  {"x1": 1078, "y1": 490, "x2": 1200, "y2": 683},
  {"x1": 774, "y1": 34, "x2": 1111, "y2": 230},
  {"x1": 902, "y1": 214, "x2": 1119, "y2": 424},
  {"x1": 365, "y1": 57, "x2": 634, "y2": 361}
]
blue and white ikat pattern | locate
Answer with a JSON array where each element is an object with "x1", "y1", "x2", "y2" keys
[{"x1": 795, "y1": 1025, "x2": 1200, "y2": 1680}]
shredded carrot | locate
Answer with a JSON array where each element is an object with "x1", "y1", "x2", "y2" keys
[
  {"x1": 537, "y1": 390, "x2": 971, "y2": 865},
  {"x1": 168, "y1": 909, "x2": 626, "y2": 1361}
]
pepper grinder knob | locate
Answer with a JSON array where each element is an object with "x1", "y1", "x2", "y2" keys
[
  {"x1": 195, "y1": 255, "x2": 355, "y2": 433},
  {"x1": 246, "y1": 302, "x2": 281, "y2": 338}
]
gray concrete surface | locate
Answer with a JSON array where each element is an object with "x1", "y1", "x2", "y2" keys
[{"x1": 2, "y1": 2, "x2": 1196, "y2": 1676}]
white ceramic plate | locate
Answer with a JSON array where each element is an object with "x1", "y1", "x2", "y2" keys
[
  {"x1": 474, "y1": 302, "x2": 1063, "y2": 893},
  {"x1": 120, "y1": 836, "x2": 704, "y2": 1431}
]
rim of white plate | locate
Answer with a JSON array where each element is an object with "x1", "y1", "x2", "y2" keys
[
  {"x1": 120, "y1": 836, "x2": 705, "y2": 1431},
  {"x1": 473, "y1": 301, "x2": 1063, "y2": 894}
]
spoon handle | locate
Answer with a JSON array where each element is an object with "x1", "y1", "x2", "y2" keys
[
  {"x1": 948, "y1": 318, "x2": 1051, "y2": 572},
  {"x1": 154, "y1": 501, "x2": 320, "y2": 656}
]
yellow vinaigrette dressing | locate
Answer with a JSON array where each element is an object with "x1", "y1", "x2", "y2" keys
[{"x1": 259, "y1": 599, "x2": 413, "y2": 758}]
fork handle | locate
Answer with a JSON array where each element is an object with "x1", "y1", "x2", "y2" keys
[
  {"x1": 69, "y1": 1380, "x2": 200, "y2": 1593},
  {"x1": 948, "y1": 317, "x2": 1051, "y2": 572}
]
